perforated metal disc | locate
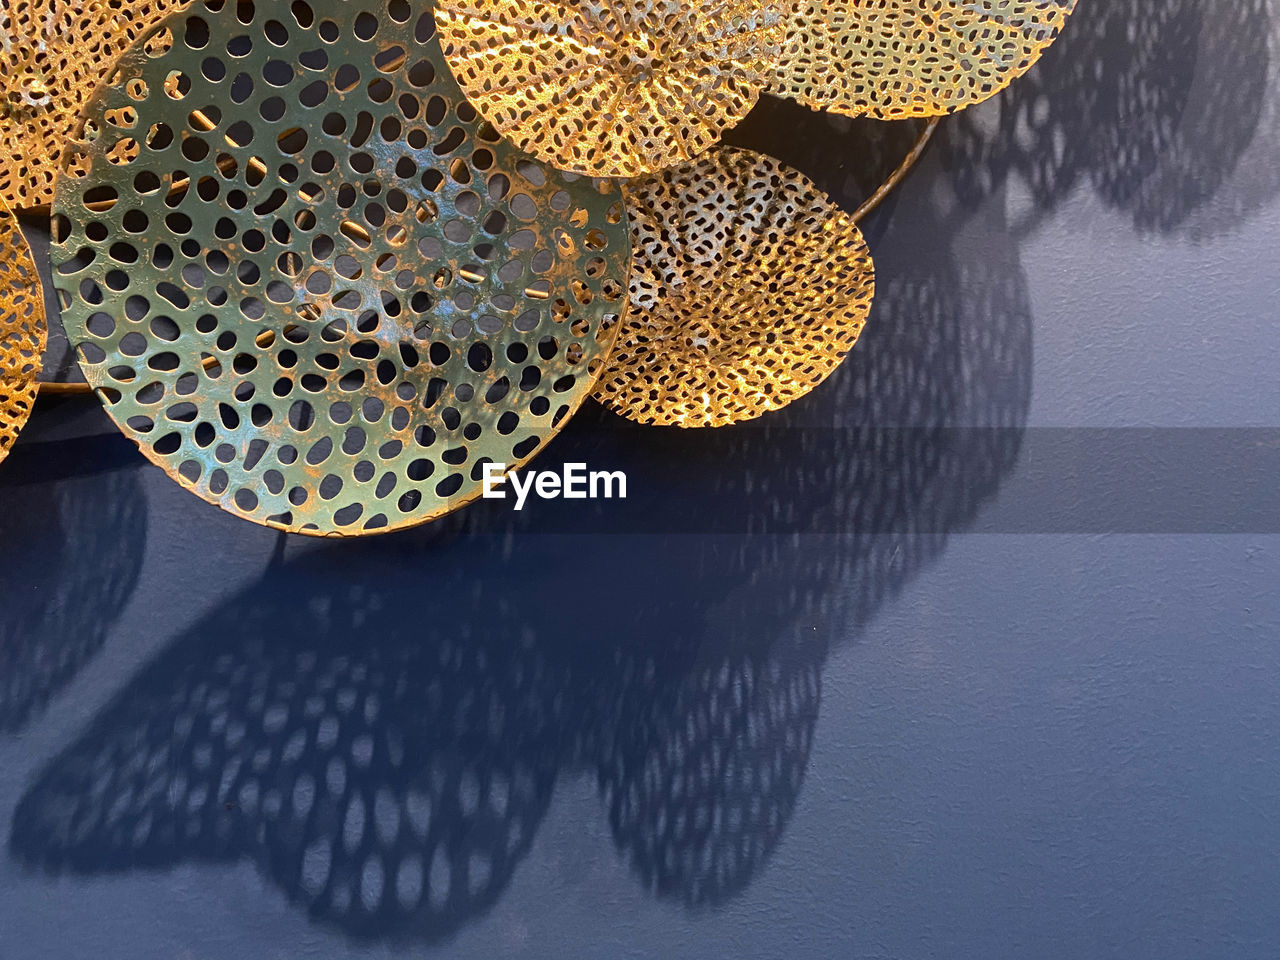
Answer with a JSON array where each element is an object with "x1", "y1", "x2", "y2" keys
[
  {"x1": 435, "y1": 0, "x2": 790, "y2": 177},
  {"x1": 770, "y1": 0, "x2": 1077, "y2": 120},
  {"x1": 594, "y1": 147, "x2": 874, "y2": 428},
  {"x1": 54, "y1": 0, "x2": 631, "y2": 536},
  {"x1": 0, "y1": 0, "x2": 188, "y2": 211},
  {"x1": 0, "y1": 198, "x2": 45, "y2": 465}
]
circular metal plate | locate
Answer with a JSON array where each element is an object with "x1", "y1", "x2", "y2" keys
[
  {"x1": 435, "y1": 0, "x2": 790, "y2": 177},
  {"x1": 0, "y1": 0, "x2": 186, "y2": 211},
  {"x1": 54, "y1": 0, "x2": 630, "y2": 536},
  {"x1": 770, "y1": 0, "x2": 1077, "y2": 120},
  {"x1": 0, "y1": 198, "x2": 45, "y2": 465},
  {"x1": 594, "y1": 146, "x2": 874, "y2": 428}
]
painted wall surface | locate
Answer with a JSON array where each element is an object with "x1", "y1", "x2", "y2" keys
[{"x1": 2, "y1": 3, "x2": 1280, "y2": 959}]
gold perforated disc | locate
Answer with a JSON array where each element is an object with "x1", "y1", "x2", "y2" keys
[
  {"x1": 770, "y1": 0, "x2": 1077, "y2": 120},
  {"x1": 53, "y1": 0, "x2": 631, "y2": 536},
  {"x1": 0, "y1": 0, "x2": 188, "y2": 210},
  {"x1": 435, "y1": 0, "x2": 791, "y2": 177},
  {"x1": 593, "y1": 147, "x2": 874, "y2": 428},
  {"x1": 0, "y1": 199, "x2": 45, "y2": 464}
]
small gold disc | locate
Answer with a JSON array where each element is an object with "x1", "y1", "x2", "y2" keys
[
  {"x1": 0, "y1": 0, "x2": 187, "y2": 210},
  {"x1": 0, "y1": 198, "x2": 45, "y2": 464},
  {"x1": 770, "y1": 0, "x2": 1077, "y2": 120},
  {"x1": 435, "y1": 0, "x2": 790, "y2": 177},
  {"x1": 593, "y1": 146, "x2": 874, "y2": 428}
]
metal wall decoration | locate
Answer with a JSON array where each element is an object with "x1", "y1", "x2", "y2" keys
[
  {"x1": 0, "y1": 0, "x2": 188, "y2": 211},
  {"x1": 0, "y1": 0, "x2": 1081, "y2": 531},
  {"x1": 770, "y1": 0, "x2": 1078, "y2": 120},
  {"x1": 593, "y1": 147, "x2": 874, "y2": 428},
  {"x1": 435, "y1": 0, "x2": 791, "y2": 176},
  {"x1": 52, "y1": 0, "x2": 630, "y2": 536},
  {"x1": 0, "y1": 197, "x2": 44, "y2": 464}
]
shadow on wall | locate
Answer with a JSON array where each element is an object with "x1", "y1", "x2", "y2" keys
[
  {"x1": 0, "y1": 426, "x2": 148, "y2": 733},
  {"x1": 9, "y1": 161, "x2": 1034, "y2": 944},
  {"x1": 727, "y1": 100, "x2": 932, "y2": 232},
  {"x1": 940, "y1": 0, "x2": 1276, "y2": 236}
]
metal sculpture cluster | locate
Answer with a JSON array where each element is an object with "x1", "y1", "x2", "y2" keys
[{"x1": 0, "y1": 0, "x2": 1076, "y2": 534}]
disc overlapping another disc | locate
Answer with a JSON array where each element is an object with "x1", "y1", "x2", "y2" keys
[
  {"x1": 0, "y1": 198, "x2": 45, "y2": 465},
  {"x1": 0, "y1": 0, "x2": 188, "y2": 210},
  {"x1": 435, "y1": 0, "x2": 791, "y2": 177},
  {"x1": 593, "y1": 147, "x2": 874, "y2": 428},
  {"x1": 53, "y1": 0, "x2": 631, "y2": 536},
  {"x1": 770, "y1": 0, "x2": 1077, "y2": 120}
]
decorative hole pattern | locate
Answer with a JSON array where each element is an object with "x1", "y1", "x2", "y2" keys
[
  {"x1": 1, "y1": 468, "x2": 147, "y2": 733},
  {"x1": 769, "y1": 0, "x2": 1077, "y2": 120},
  {"x1": 435, "y1": 0, "x2": 791, "y2": 177},
  {"x1": 54, "y1": 0, "x2": 630, "y2": 536},
  {"x1": 0, "y1": 198, "x2": 45, "y2": 464},
  {"x1": 594, "y1": 146, "x2": 874, "y2": 427},
  {"x1": 0, "y1": 0, "x2": 188, "y2": 210},
  {"x1": 601, "y1": 656, "x2": 819, "y2": 906},
  {"x1": 11, "y1": 560, "x2": 825, "y2": 927},
  {"x1": 11, "y1": 620, "x2": 560, "y2": 940}
]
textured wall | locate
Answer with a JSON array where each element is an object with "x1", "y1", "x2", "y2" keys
[{"x1": 2, "y1": 2, "x2": 1279, "y2": 958}]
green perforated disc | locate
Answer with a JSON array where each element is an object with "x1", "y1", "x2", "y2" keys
[{"x1": 53, "y1": 0, "x2": 630, "y2": 535}]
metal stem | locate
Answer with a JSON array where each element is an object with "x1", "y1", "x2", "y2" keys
[{"x1": 852, "y1": 117, "x2": 941, "y2": 225}]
